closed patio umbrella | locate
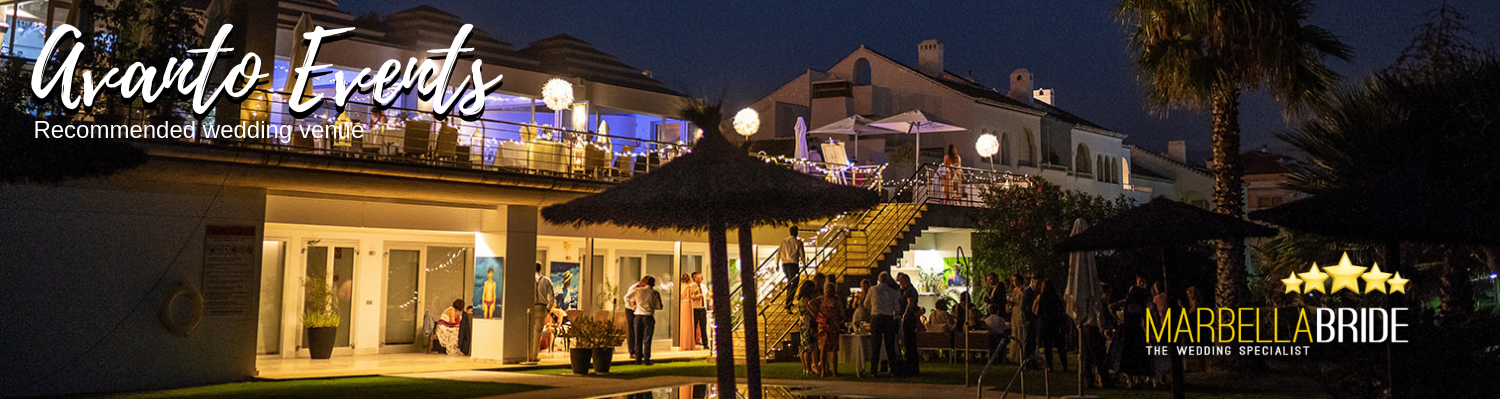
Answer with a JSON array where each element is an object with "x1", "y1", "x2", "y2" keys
[
  {"x1": 1064, "y1": 218, "x2": 1100, "y2": 399},
  {"x1": 543, "y1": 102, "x2": 878, "y2": 399},
  {"x1": 794, "y1": 117, "x2": 808, "y2": 172}
]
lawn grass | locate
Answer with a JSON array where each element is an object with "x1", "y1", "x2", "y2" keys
[
  {"x1": 523, "y1": 357, "x2": 1329, "y2": 399},
  {"x1": 65, "y1": 376, "x2": 546, "y2": 399}
]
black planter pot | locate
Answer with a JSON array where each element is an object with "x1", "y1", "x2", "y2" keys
[
  {"x1": 306, "y1": 327, "x2": 336, "y2": 359},
  {"x1": 591, "y1": 347, "x2": 615, "y2": 373},
  {"x1": 569, "y1": 348, "x2": 592, "y2": 375}
]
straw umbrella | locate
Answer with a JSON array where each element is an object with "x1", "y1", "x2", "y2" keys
[
  {"x1": 542, "y1": 102, "x2": 878, "y2": 399},
  {"x1": 1250, "y1": 184, "x2": 1500, "y2": 247},
  {"x1": 1057, "y1": 198, "x2": 1276, "y2": 399}
]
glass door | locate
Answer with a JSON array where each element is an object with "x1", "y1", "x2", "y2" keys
[
  {"x1": 423, "y1": 246, "x2": 470, "y2": 339},
  {"x1": 645, "y1": 254, "x2": 675, "y2": 345},
  {"x1": 301, "y1": 242, "x2": 357, "y2": 350},
  {"x1": 384, "y1": 248, "x2": 422, "y2": 347},
  {"x1": 257, "y1": 241, "x2": 286, "y2": 355}
]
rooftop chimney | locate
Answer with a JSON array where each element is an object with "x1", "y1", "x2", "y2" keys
[
  {"x1": 1033, "y1": 88, "x2": 1054, "y2": 106},
  {"x1": 1167, "y1": 141, "x2": 1187, "y2": 163},
  {"x1": 1008, "y1": 69, "x2": 1033, "y2": 104},
  {"x1": 918, "y1": 40, "x2": 944, "y2": 77}
]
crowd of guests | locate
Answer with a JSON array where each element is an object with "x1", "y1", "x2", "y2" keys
[{"x1": 786, "y1": 268, "x2": 1186, "y2": 389}]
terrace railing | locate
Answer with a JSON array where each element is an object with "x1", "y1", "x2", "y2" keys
[{"x1": 94, "y1": 90, "x2": 886, "y2": 190}]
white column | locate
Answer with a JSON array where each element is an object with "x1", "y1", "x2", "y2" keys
[{"x1": 472, "y1": 205, "x2": 539, "y2": 363}]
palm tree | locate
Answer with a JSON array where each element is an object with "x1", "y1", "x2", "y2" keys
[{"x1": 1117, "y1": 0, "x2": 1350, "y2": 309}]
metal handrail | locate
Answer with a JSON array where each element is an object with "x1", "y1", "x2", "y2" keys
[
  {"x1": 97, "y1": 88, "x2": 885, "y2": 189},
  {"x1": 748, "y1": 165, "x2": 937, "y2": 356}
]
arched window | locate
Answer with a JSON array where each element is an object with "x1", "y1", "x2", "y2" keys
[
  {"x1": 1111, "y1": 157, "x2": 1120, "y2": 183},
  {"x1": 1096, "y1": 156, "x2": 1105, "y2": 181},
  {"x1": 854, "y1": 58, "x2": 872, "y2": 86},
  {"x1": 1000, "y1": 132, "x2": 1013, "y2": 166},
  {"x1": 1075, "y1": 144, "x2": 1092, "y2": 176},
  {"x1": 1018, "y1": 130, "x2": 1036, "y2": 167}
]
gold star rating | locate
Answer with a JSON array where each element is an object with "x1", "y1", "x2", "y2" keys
[
  {"x1": 1387, "y1": 272, "x2": 1410, "y2": 294},
  {"x1": 1299, "y1": 262, "x2": 1330, "y2": 294},
  {"x1": 1361, "y1": 262, "x2": 1393, "y2": 294},
  {"x1": 1325, "y1": 253, "x2": 1368, "y2": 294},
  {"x1": 1281, "y1": 272, "x2": 1305, "y2": 294}
]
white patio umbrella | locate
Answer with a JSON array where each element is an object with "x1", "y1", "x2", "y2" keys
[
  {"x1": 869, "y1": 110, "x2": 967, "y2": 168},
  {"x1": 1063, "y1": 218, "x2": 1102, "y2": 399},
  {"x1": 794, "y1": 117, "x2": 808, "y2": 172},
  {"x1": 807, "y1": 115, "x2": 899, "y2": 162}
]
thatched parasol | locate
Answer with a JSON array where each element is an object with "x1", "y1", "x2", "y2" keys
[
  {"x1": 1249, "y1": 185, "x2": 1500, "y2": 246},
  {"x1": 543, "y1": 102, "x2": 878, "y2": 398},
  {"x1": 1055, "y1": 197, "x2": 1275, "y2": 399},
  {"x1": 1057, "y1": 198, "x2": 1277, "y2": 252}
]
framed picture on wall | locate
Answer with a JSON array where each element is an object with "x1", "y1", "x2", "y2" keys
[
  {"x1": 474, "y1": 257, "x2": 503, "y2": 319},
  {"x1": 550, "y1": 261, "x2": 580, "y2": 310}
]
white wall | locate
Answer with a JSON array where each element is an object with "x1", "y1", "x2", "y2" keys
[{"x1": 0, "y1": 179, "x2": 267, "y2": 397}]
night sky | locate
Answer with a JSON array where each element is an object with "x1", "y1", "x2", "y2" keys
[{"x1": 342, "y1": 0, "x2": 1499, "y2": 156}]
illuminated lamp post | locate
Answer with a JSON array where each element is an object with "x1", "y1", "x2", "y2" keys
[
  {"x1": 733, "y1": 108, "x2": 760, "y2": 139},
  {"x1": 542, "y1": 78, "x2": 574, "y2": 135},
  {"x1": 976, "y1": 133, "x2": 999, "y2": 172}
]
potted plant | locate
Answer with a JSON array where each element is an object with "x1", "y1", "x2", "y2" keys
[
  {"x1": 581, "y1": 316, "x2": 628, "y2": 373},
  {"x1": 558, "y1": 315, "x2": 628, "y2": 374},
  {"x1": 556, "y1": 316, "x2": 594, "y2": 375},
  {"x1": 303, "y1": 278, "x2": 340, "y2": 359}
]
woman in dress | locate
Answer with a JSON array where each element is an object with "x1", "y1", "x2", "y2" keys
[
  {"x1": 816, "y1": 282, "x2": 844, "y2": 377},
  {"x1": 1007, "y1": 274, "x2": 1028, "y2": 363},
  {"x1": 851, "y1": 279, "x2": 872, "y2": 326},
  {"x1": 436, "y1": 299, "x2": 466, "y2": 355},
  {"x1": 926, "y1": 299, "x2": 954, "y2": 333},
  {"x1": 798, "y1": 280, "x2": 821, "y2": 375},
  {"x1": 941, "y1": 144, "x2": 965, "y2": 202},
  {"x1": 1111, "y1": 276, "x2": 1155, "y2": 388}
]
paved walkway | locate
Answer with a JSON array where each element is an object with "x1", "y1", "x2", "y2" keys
[
  {"x1": 256, "y1": 350, "x2": 711, "y2": 380},
  {"x1": 394, "y1": 370, "x2": 1056, "y2": 399}
]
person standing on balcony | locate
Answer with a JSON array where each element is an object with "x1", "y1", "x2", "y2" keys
[
  {"x1": 941, "y1": 144, "x2": 964, "y2": 202},
  {"x1": 529, "y1": 263, "x2": 555, "y2": 363},
  {"x1": 866, "y1": 272, "x2": 902, "y2": 377},
  {"x1": 630, "y1": 275, "x2": 663, "y2": 365},
  {"x1": 780, "y1": 226, "x2": 806, "y2": 311}
]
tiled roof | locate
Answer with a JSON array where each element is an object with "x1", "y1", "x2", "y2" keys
[
  {"x1": 858, "y1": 45, "x2": 1113, "y2": 133},
  {"x1": 516, "y1": 34, "x2": 681, "y2": 96},
  {"x1": 1242, "y1": 149, "x2": 1298, "y2": 175}
]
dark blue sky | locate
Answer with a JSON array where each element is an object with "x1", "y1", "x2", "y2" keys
[{"x1": 343, "y1": 0, "x2": 1498, "y2": 155}]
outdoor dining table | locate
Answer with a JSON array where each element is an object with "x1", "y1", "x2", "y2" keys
[
  {"x1": 530, "y1": 140, "x2": 570, "y2": 173},
  {"x1": 495, "y1": 141, "x2": 529, "y2": 169},
  {"x1": 837, "y1": 333, "x2": 874, "y2": 377}
]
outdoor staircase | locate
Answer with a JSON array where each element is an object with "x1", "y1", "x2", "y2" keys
[
  {"x1": 727, "y1": 164, "x2": 1020, "y2": 362},
  {"x1": 730, "y1": 201, "x2": 930, "y2": 361}
]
